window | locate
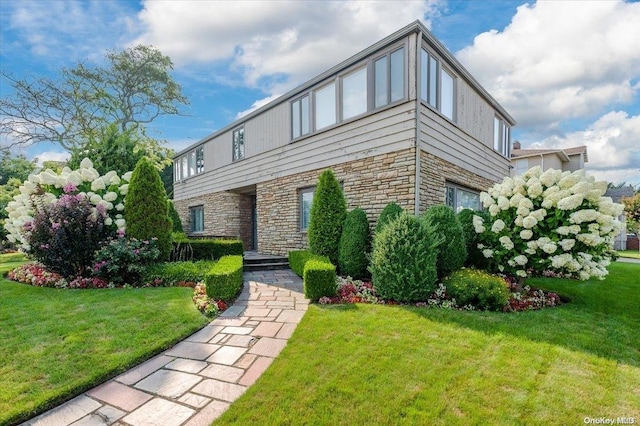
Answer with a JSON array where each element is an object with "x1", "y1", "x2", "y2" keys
[
  {"x1": 315, "y1": 83, "x2": 336, "y2": 130},
  {"x1": 190, "y1": 206, "x2": 204, "y2": 233},
  {"x1": 374, "y1": 47, "x2": 405, "y2": 108},
  {"x1": 232, "y1": 127, "x2": 245, "y2": 161},
  {"x1": 299, "y1": 187, "x2": 315, "y2": 231},
  {"x1": 420, "y1": 48, "x2": 455, "y2": 121},
  {"x1": 445, "y1": 183, "x2": 481, "y2": 212},
  {"x1": 342, "y1": 67, "x2": 367, "y2": 120},
  {"x1": 494, "y1": 117, "x2": 510, "y2": 157},
  {"x1": 291, "y1": 95, "x2": 310, "y2": 139},
  {"x1": 174, "y1": 145, "x2": 205, "y2": 181}
]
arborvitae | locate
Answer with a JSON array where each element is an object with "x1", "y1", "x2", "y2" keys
[
  {"x1": 308, "y1": 169, "x2": 346, "y2": 265},
  {"x1": 167, "y1": 199, "x2": 184, "y2": 233},
  {"x1": 457, "y1": 209, "x2": 489, "y2": 269},
  {"x1": 338, "y1": 207, "x2": 371, "y2": 278},
  {"x1": 375, "y1": 202, "x2": 404, "y2": 234},
  {"x1": 423, "y1": 205, "x2": 467, "y2": 278},
  {"x1": 125, "y1": 157, "x2": 172, "y2": 260}
]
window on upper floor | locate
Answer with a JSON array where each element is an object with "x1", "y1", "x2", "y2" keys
[
  {"x1": 290, "y1": 44, "x2": 406, "y2": 140},
  {"x1": 232, "y1": 127, "x2": 245, "y2": 161},
  {"x1": 190, "y1": 205, "x2": 204, "y2": 233},
  {"x1": 420, "y1": 48, "x2": 456, "y2": 122},
  {"x1": 445, "y1": 183, "x2": 481, "y2": 212},
  {"x1": 299, "y1": 187, "x2": 315, "y2": 231},
  {"x1": 174, "y1": 145, "x2": 205, "y2": 181},
  {"x1": 494, "y1": 116, "x2": 510, "y2": 158}
]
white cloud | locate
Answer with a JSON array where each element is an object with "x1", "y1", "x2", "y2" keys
[
  {"x1": 528, "y1": 111, "x2": 640, "y2": 185},
  {"x1": 456, "y1": 0, "x2": 640, "y2": 129},
  {"x1": 34, "y1": 151, "x2": 69, "y2": 167},
  {"x1": 135, "y1": 0, "x2": 440, "y2": 92},
  {"x1": 235, "y1": 94, "x2": 283, "y2": 120}
]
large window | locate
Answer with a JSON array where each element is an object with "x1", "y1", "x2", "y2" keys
[
  {"x1": 190, "y1": 206, "x2": 204, "y2": 233},
  {"x1": 445, "y1": 183, "x2": 481, "y2": 212},
  {"x1": 290, "y1": 44, "x2": 406, "y2": 140},
  {"x1": 420, "y1": 48, "x2": 455, "y2": 121},
  {"x1": 494, "y1": 117, "x2": 511, "y2": 157},
  {"x1": 299, "y1": 187, "x2": 315, "y2": 231},
  {"x1": 174, "y1": 146, "x2": 205, "y2": 181},
  {"x1": 232, "y1": 127, "x2": 245, "y2": 161}
]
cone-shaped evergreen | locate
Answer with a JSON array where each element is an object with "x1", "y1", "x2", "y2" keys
[
  {"x1": 423, "y1": 205, "x2": 467, "y2": 278},
  {"x1": 375, "y1": 202, "x2": 404, "y2": 234},
  {"x1": 167, "y1": 200, "x2": 183, "y2": 233},
  {"x1": 338, "y1": 207, "x2": 371, "y2": 278},
  {"x1": 125, "y1": 157, "x2": 172, "y2": 260},
  {"x1": 308, "y1": 169, "x2": 346, "y2": 265}
]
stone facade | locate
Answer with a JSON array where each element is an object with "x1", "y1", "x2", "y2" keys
[{"x1": 419, "y1": 150, "x2": 497, "y2": 211}]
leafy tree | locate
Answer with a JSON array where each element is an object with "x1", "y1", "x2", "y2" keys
[
  {"x1": 338, "y1": 208, "x2": 371, "y2": 278},
  {"x1": 423, "y1": 205, "x2": 466, "y2": 278},
  {"x1": 124, "y1": 157, "x2": 172, "y2": 260},
  {"x1": 375, "y1": 202, "x2": 403, "y2": 234},
  {"x1": 1, "y1": 45, "x2": 188, "y2": 152},
  {"x1": 622, "y1": 192, "x2": 640, "y2": 236},
  {"x1": 0, "y1": 153, "x2": 36, "y2": 185},
  {"x1": 308, "y1": 169, "x2": 346, "y2": 265}
]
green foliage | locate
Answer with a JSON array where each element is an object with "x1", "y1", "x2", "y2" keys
[
  {"x1": 142, "y1": 260, "x2": 216, "y2": 286},
  {"x1": 443, "y1": 268, "x2": 510, "y2": 311},
  {"x1": 0, "y1": 178, "x2": 22, "y2": 243},
  {"x1": 375, "y1": 202, "x2": 404, "y2": 234},
  {"x1": 168, "y1": 199, "x2": 183, "y2": 233},
  {"x1": 125, "y1": 157, "x2": 172, "y2": 260},
  {"x1": 308, "y1": 169, "x2": 346, "y2": 265},
  {"x1": 205, "y1": 255, "x2": 243, "y2": 301},
  {"x1": 458, "y1": 209, "x2": 490, "y2": 269},
  {"x1": 0, "y1": 152, "x2": 36, "y2": 185},
  {"x1": 288, "y1": 250, "x2": 331, "y2": 277},
  {"x1": 92, "y1": 237, "x2": 160, "y2": 285},
  {"x1": 622, "y1": 192, "x2": 640, "y2": 236},
  {"x1": 370, "y1": 213, "x2": 439, "y2": 302},
  {"x1": 423, "y1": 205, "x2": 467, "y2": 278},
  {"x1": 303, "y1": 259, "x2": 337, "y2": 301},
  {"x1": 338, "y1": 208, "x2": 371, "y2": 278},
  {"x1": 171, "y1": 239, "x2": 243, "y2": 261}
]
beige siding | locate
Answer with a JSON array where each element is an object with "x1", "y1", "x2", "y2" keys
[
  {"x1": 175, "y1": 102, "x2": 416, "y2": 200},
  {"x1": 419, "y1": 104, "x2": 509, "y2": 182},
  {"x1": 456, "y1": 79, "x2": 495, "y2": 145},
  {"x1": 565, "y1": 154, "x2": 584, "y2": 171},
  {"x1": 544, "y1": 154, "x2": 564, "y2": 171}
]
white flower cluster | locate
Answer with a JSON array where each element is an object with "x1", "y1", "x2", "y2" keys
[
  {"x1": 4, "y1": 158, "x2": 132, "y2": 249},
  {"x1": 475, "y1": 166, "x2": 624, "y2": 280}
]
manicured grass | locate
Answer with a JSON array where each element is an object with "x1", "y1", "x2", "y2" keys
[
  {"x1": 216, "y1": 263, "x2": 640, "y2": 425},
  {"x1": 618, "y1": 249, "x2": 640, "y2": 259},
  {"x1": 0, "y1": 255, "x2": 209, "y2": 425}
]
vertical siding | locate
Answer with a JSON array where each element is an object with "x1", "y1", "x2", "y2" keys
[
  {"x1": 244, "y1": 102, "x2": 290, "y2": 156},
  {"x1": 456, "y1": 80, "x2": 495, "y2": 145}
]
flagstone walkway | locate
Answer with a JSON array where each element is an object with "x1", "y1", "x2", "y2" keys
[{"x1": 23, "y1": 269, "x2": 307, "y2": 426}]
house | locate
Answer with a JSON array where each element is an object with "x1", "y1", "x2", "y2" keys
[
  {"x1": 173, "y1": 20, "x2": 516, "y2": 255},
  {"x1": 510, "y1": 142, "x2": 588, "y2": 176},
  {"x1": 604, "y1": 186, "x2": 635, "y2": 251}
]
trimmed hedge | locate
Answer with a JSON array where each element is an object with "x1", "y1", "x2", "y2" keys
[
  {"x1": 288, "y1": 250, "x2": 331, "y2": 277},
  {"x1": 303, "y1": 259, "x2": 337, "y2": 301},
  {"x1": 142, "y1": 260, "x2": 216, "y2": 286},
  {"x1": 443, "y1": 268, "x2": 509, "y2": 311},
  {"x1": 172, "y1": 239, "x2": 244, "y2": 261},
  {"x1": 205, "y1": 255, "x2": 243, "y2": 301}
]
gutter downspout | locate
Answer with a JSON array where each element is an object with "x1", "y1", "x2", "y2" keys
[
  {"x1": 415, "y1": 30, "x2": 422, "y2": 216},
  {"x1": 539, "y1": 153, "x2": 545, "y2": 171}
]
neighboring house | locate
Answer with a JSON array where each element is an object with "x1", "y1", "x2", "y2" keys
[
  {"x1": 510, "y1": 142, "x2": 588, "y2": 176},
  {"x1": 173, "y1": 20, "x2": 516, "y2": 255},
  {"x1": 604, "y1": 186, "x2": 635, "y2": 251}
]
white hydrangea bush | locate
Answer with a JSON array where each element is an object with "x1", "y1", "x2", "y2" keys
[
  {"x1": 4, "y1": 158, "x2": 132, "y2": 249},
  {"x1": 473, "y1": 166, "x2": 624, "y2": 280}
]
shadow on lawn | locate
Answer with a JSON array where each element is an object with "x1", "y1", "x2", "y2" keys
[{"x1": 401, "y1": 263, "x2": 640, "y2": 368}]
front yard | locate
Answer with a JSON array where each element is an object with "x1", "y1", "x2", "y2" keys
[{"x1": 216, "y1": 262, "x2": 640, "y2": 424}]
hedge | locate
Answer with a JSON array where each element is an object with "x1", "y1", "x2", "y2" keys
[
  {"x1": 303, "y1": 259, "x2": 337, "y2": 301},
  {"x1": 288, "y1": 250, "x2": 331, "y2": 277},
  {"x1": 172, "y1": 239, "x2": 244, "y2": 261},
  {"x1": 142, "y1": 260, "x2": 216, "y2": 286},
  {"x1": 205, "y1": 255, "x2": 244, "y2": 301}
]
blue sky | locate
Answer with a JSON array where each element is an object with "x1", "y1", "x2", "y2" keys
[{"x1": 1, "y1": 0, "x2": 639, "y2": 186}]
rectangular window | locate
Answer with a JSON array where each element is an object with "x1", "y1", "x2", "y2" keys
[
  {"x1": 342, "y1": 67, "x2": 367, "y2": 120},
  {"x1": 188, "y1": 151, "x2": 196, "y2": 176},
  {"x1": 441, "y1": 68, "x2": 454, "y2": 121},
  {"x1": 196, "y1": 147, "x2": 204, "y2": 174},
  {"x1": 232, "y1": 127, "x2": 245, "y2": 161},
  {"x1": 445, "y1": 183, "x2": 481, "y2": 212},
  {"x1": 174, "y1": 160, "x2": 181, "y2": 182},
  {"x1": 190, "y1": 206, "x2": 204, "y2": 233},
  {"x1": 374, "y1": 47, "x2": 405, "y2": 109},
  {"x1": 174, "y1": 145, "x2": 205, "y2": 182},
  {"x1": 299, "y1": 187, "x2": 315, "y2": 231},
  {"x1": 494, "y1": 117, "x2": 510, "y2": 157},
  {"x1": 374, "y1": 56, "x2": 387, "y2": 108},
  {"x1": 291, "y1": 95, "x2": 310, "y2": 139},
  {"x1": 421, "y1": 48, "x2": 455, "y2": 121},
  {"x1": 390, "y1": 48, "x2": 404, "y2": 103},
  {"x1": 181, "y1": 156, "x2": 188, "y2": 179},
  {"x1": 315, "y1": 83, "x2": 336, "y2": 130}
]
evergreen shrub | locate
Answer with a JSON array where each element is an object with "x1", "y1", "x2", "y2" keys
[
  {"x1": 443, "y1": 268, "x2": 509, "y2": 311},
  {"x1": 168, "y1": 200, "x2": 183, "y2": 233},
  {"x1": 375, "y1": 202, "x2": 403, "y2": 234},
  {"x1": 142, "y1": 260, "x2": 216, "y2": 286},
  {"x1": 205, "y1": 255, "x2": 243, "y2": 300},
  {"x1": 338, "y1": 208, "x2": 371, "y2": 278},
  {"x1": 303, "y1": 259, "x2": 337, "y2": 301},
  {"x1": 458, "y1": 209, "x2": 490, "y2": 269},
  {"x1": 423, "y1": 205, "x2": 467, "y2": 278},
  {"x1": 308, "y1": 169, "x2": 346, "y2": 265},
  {"x1": 370, "y1": 212, "x2": 439, "y2": 302}
]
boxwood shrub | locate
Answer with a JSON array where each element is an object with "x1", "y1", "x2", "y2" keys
[
  {"x1": 443, "y1": 268, "x2": 510, "y2": 311},
  {"x1": 288, "y1": 250, "x2": 331, "y2": 277},
  {"x1": 171, "y1": 239, "x2": 244, "y2": 261},
  {"x1": 142, "y1": 260, "x2": 216, "y2": 286},
  {"x1": 303, "y1": 259, "x2": 337, "y2": 301},
  {"x1": 205, "y1": 255, "x2": 243, "y2": 301}
]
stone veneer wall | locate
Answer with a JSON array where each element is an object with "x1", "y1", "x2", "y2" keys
[
  {"x1": 257, "y1": 148, "x2": 417, "y2": 256},
  {"x1": 419, "y1": 150, "x2": 497, "y2": 211},
  {"x1": 174, "y1": 191, "x2": 253, "y2": 251}
]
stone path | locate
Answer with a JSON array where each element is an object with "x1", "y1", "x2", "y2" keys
[{"x1": 23, "y1": 269, "x2": 307, "y2": 426}]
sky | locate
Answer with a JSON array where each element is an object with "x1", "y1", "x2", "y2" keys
[{"x1": 1, "y1": 0, "x2": 639, "y2": 187}]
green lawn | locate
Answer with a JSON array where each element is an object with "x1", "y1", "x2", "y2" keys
[
  {"x1": 216, "y1": 262, "x2": 640, "y2": 425},
  {"x1": 618, "y1": 249, "x2": 640, "y2": 259},
  {"x1": 0, "y1": 254, "x2": 209, "y2": 425}
]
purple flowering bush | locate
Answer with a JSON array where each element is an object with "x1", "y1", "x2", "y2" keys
[
  {"x1": 24, "y1": 194, "x2": 111, "y2": 278},
  {"x1": 92, "y1": 237, "x2": 160, "y2": 286}
]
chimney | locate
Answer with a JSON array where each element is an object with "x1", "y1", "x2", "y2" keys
[{"x1": 513, "y1": 140, "x2": 521, "y2": 150}]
